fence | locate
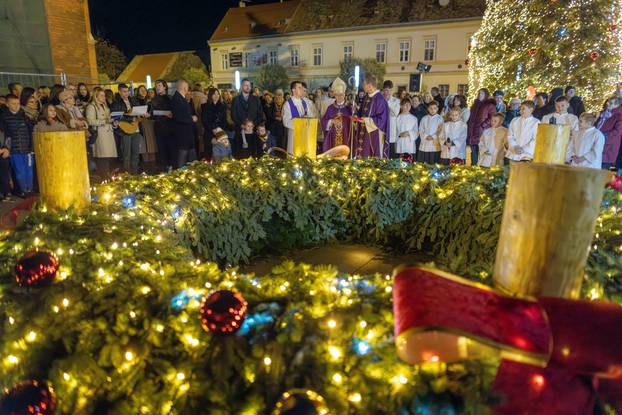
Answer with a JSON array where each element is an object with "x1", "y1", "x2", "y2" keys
[{"x1": 0, "y1": 71, "x2": 133, "y2": 93}]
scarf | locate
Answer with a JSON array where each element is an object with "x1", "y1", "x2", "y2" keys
[{"x1": 287, "y1": 98, "x2": 308, "y2": 118}]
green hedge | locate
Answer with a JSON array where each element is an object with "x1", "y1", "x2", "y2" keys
[{"x1": 0, "y1": 158, "x2": 619, "y2": 414}]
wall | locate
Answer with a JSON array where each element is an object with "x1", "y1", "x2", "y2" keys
[
  {"x1": 210, "y1": 18, "x2": 479, "y2": 94},
  {"x1": 44, "y1": 0, "x2": 98, "y2": 80}
]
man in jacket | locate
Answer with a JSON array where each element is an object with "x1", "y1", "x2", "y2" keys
[
  {"x1": 0, "y1": 95, "x2": 34, "y2": 196},
  {"x1": 565, "y1": 86, "x2": 586, "y2": 117},
  {"x1": 111, "y1": 83, "x2": 146, "y2": 174},
  {"x1": 150, "y1": 80, "x2": 175, "y2": 171},
  {"x1": 231, "y1": 79, "x2": 265, "y2": 158},
  {"x1": 170, "y1": 79, "x2": 198, "y2": 168}
]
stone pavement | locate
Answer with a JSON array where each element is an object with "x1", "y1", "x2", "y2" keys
[{"x1": 242, "y1": 243, "x2": 433, "y2": 276}]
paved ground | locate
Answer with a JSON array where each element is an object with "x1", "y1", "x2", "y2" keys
[{"x1": 242, "y1": 243, "x2": 433, "y2": 276}]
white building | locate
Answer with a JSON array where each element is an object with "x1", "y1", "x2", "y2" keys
[{"x1": 209, "y1": 0, "x2": 484, "y2": 96}]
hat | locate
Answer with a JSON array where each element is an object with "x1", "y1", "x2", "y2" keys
[
  {"x1": 58, "y1": 90, "x2": 74, "y2": 102},
  {"x1": 332, "y1": 77, "x2": 347, "y2": 95},
  {"x1": 493, "y1": 90, "x2": 504, "y2": 97}
]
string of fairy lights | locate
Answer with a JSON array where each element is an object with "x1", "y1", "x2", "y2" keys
[{"x1": 0, "y1": 157, "x2": 620, "y2": 413}]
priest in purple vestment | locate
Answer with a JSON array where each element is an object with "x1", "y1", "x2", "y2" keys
[
  {"x1": 354, "y1": 75, "x2": 389, "y2": 158},
  {"x1": 321, "y1": 77, "x2": 353, "y2": 153}
]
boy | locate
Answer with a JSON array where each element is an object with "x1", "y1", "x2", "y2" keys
[
  {"x1": 239, "y1": 118, "x2": 257, "y2": 159},
  {"x1": 506, "y1": 101, "x2": 539, "y2": 163},
  {"x1": 417, "y1": 101, "x2": 443, "y2": 164},
  {"x1": 395, "y1": 98, "x2": 418, "y2": 159},
  {"x1": 256, "y1": 122, "x2": 276, "y2": 156},
  {"x1": 440, "y1": 108, "x2": 467, "y2": 165},
  {"x1": 479, "y1": 113, "x2": 508, "y2": 167},
  {"x1": 542, "y1": 96, "x2": 579, "y2": 142},
  {"x1": 211, "y1": 128, "x2": 231, "y2": 163},
  {"x1": 503, "y1": 98, "x2": 521, "y2": 128},
  {"x1": 0, "y1": 95, "x2": 34, "y2": 197},
  {"x1": 566, "y1": 113, "x2": 604, "y2": 169}
]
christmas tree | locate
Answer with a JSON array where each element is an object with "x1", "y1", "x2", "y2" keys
[{"x1": 468, "y1": 0, "x2": 622, "y2": 109}]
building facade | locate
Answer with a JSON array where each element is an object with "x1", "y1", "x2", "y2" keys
[{"x1": 209, "y1": 0, "x2": 482, "y2": 95}]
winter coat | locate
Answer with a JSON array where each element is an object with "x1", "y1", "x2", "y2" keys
[
  {"x1": 201, "y1": 101, "x2": 227, "y2": 141},
  {"x1": 503, "y1": 108, "x2": 520, "y2": 128},
  {"x1": 598, "y1": 106, "x2": 622, "y2": 164},
  {"x1": 0, "y1": 107, "x2": 34, "y2": 153},
  {"x1": 569, "y1": 96, "x2": 586, "y2": 117},
  {"x1": 467, "y1": 98, "x2": 496, "y2": 145},
  {"x1": 33, "y1": 119, "x2": 68, "y2": 133}
]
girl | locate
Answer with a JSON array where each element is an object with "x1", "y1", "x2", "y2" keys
[
  {"x1": 417, "y1": 101, "x2": 443, "y2": 163},
  {"x1": 396, "y1": 98, "x2": 418, "y2": 159},
  {"x1": 34, "y1": 104, "x2": 68, "y2": 132},
  {"x1": 86, "y1": 89, "x2": 118, "y2": 179},
  {"x1": 479, "y1": 113, "x2": 507, "y2": 167},
  {"x1": 451, "y1": 94, "x2": 470, "y2": 124},
  {"x1": 440, "y1": 108, "x2": 467, "y2": 165}
]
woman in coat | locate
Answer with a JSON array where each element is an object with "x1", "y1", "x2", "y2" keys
[
  {"x1": 467, "y1": 88, "x2": 496, "y2": 165},
  {"x1": 86, "y1": 89, "x2": 118, "y2": 179},
  {"x1": 597, "y1": 96, "x2": 622, "y2": 170},
  {"x1": 201, "y1": 87, "x2": 227, "y2": 161}
]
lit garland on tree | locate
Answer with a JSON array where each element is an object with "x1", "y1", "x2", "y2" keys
[
  {"x1": 0, "y1": 158, "x2": 620, "y2": 413},
  {"x1": 468, "y1": 0, "x2": 622, "y2": 109}
]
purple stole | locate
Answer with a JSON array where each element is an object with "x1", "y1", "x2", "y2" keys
[{"x1": 287, "y1": 98, "x2": 308, "y2": 118}]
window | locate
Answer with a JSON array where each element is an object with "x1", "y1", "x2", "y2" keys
[
  {"x1": 343, "y1": 44, "x2": 353, "y2": 61},
  {"x1": 313, "y1": 46, "x2": 323, "y2": 66},
  {"x1": 244, "y1": 52, "x2": 252, "y2": 68},
  {"x1": 269, "y1": 49, "x2": 278, "y2": 65},
  {"x1": 457, "y1": 84, "x2": 469, "y2": 96},
  {"x1": 399, "y1": 41, "x2": 410, "y2": 63},
  {"x1": 375, "y1": 42, "x2": 386, "y2": 63},
  {"x1": 424, "y1": 39, "x2": 436, "y2": 61},
  {"x1": 438, "y1": 84, "x2": 449, "y2": 98},
  {"x1": 290, "y1": 46, "x2": 299, "y2": 67},
  {"x1": 221, "y1": 52, "x2": 229, "y2": 70}
]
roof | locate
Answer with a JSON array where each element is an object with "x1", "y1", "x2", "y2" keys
[
  {"x1": 210, "y1": 0, "x2": 302, "y2": 41},
  {"x1": 210, "y1": 0, "x2": 485, "y2": 42},
  {"x1": 117, "y1": 51, "x2": 194, "y2": 82}
]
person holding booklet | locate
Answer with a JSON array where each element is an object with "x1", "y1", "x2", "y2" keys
[{"x1": 111, "y1": 83, "x2": 149, "y2": 174}]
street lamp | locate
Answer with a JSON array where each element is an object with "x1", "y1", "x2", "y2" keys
[
  {"x1": 235, "y1": 70, "x2": 241, "y2": 91},
  {"x1": 354, "y1": 65, "x2": 360, "y2": 90},
  {"x1": 146, "y1": 75, "x2": 152, "y2": 89}
]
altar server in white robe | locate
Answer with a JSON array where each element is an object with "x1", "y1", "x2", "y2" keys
[
  {"x1": 566, "y1": 112, "x2": 605, "y2": 169},
  {"x1": 506, "y1": 101, "x2": 540, "y2": 162},
  {"x1": 542, "y1": 96, "x2": 580, "y2": 142},
  {"x1": 395, "y1": 98, "x2": 418, "y2": 157},
  {"x1": 479, "y1": 113, "x2": 507, "y2": 167},
  {"x1": 382, "y1": 80, "x2": 401, "y2": 158},
  {"x1": 283, "y1": 80, "x2": 316, "y2": 154},
  {"x1": 440, "y1": 108, "x2": 468, "y2": 164}
]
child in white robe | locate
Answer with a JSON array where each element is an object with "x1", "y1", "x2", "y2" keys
[
  {"x1": 506, "y1": 101, "x2": 540, "y2": 162},
  {"x1": 542, "y1": 96, "x2": 580, "y2": 142},
  {"x1": 566, "y1": 113, "x2": 605, "y2": 169},
  {"x1": 417, "y1": 101, "x2": 443, "y2": 164},
  {"x1": 440, "y1": 108, "x2": 467, "y2": 164},
  {"x1": 479, "y1": 113, "x2": 508, "y2": 167},
  {"x1": 395, "y1": 98, "x2": 418, "y2": 158}
]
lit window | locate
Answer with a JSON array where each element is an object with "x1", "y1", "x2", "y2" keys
[
  {"x1": 457, "y1": 84, "x2": 469, "y2": 96},
  {"x1": 313, "y1": 46, "x2": 323, "y2": 66},
  {"x1": 269, "y1": 49, "x2": 278, "y2": 65},
  {"x1": 375, "y1": 42, "x2": 386, "y2": 63},
  {"x1": 424, "y1": 39, "x2": 436, "y2": 61},
  {"x1": 221, "y1": 52, "x2": 229, "y2": 70},
  {"x1": 438, "y1": 84, "x2": 449, "y2": 98},
  {"x1": 343, "y1": 44, "x2": 353, "y2": 61},
  {"x1": 290, "y1": 47, "x2": 299, "y2": 67},
  {"x1": 399, "y1": 41, "x2": 410, "y2": 63}
]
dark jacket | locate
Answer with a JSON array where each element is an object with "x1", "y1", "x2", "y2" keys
[
  {"x1": 150, "y1": 93, "x2": 173, "y2": 138},
  {"x1": 503, "y1": 108, "x2": 520, "y2": 128},
  {"x1": 410, "y1": 104, "x2": 428, "y2": 123},
  {"x1": 0, "y1": 107, "x2": 33, "y2": 153},
  {"x1": 433, "y1": 94, "x2": 444, "y2": 112},
  {"x1": 110, "y1": 96, "x2": 140, "y2": 125},
  {"x1": 171, "y1": 91, "x2": 194, "y2": 125},
  {"x1": 543, "y1": 88, "x2": 573, "y2": 117},
  {"x1": 569, "y1": 96, "x2": 586, "y2": 117},
  {"x1": 533, "y1": 105, "x2": 549, "y2": 121},
  {"x1": 231, "y1": 93, "x2": 265, "y2": 128},
  {"x1": 467, "y1": 98, "x2": 496, "y2": 145},
  {"x1": 201, "y1": 101, "x2": 227, "y2": 139}
]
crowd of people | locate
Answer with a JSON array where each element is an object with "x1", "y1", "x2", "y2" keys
[{"x1": 0, "y1": 77, "x2": 621, "y2": 202}]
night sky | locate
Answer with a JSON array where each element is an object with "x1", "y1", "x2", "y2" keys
[{"x1": 88, "y1": 0, "x2": 278, "y2": 59}]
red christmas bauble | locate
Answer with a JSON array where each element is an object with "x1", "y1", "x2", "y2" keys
[
  {"x1": 200, "y1": 290, "x2": 247, "y2": 334},
  {"x1": 589, "y1": 51, "x2": 600, "y2": 61},
  {"x1": 608, "y1": 174, "x2": 622, "y2": 192},
  {"x1": 464, "y1": 59, "x2": 470, "y2": 66},
  {"x1": 609, "y1": 24, "x2": 618, "y2": 32},
  {"x1": 15, "y1": 251, "x2": 59, "y2": 287},
  {"x1": 0, "y1": 380, "x2": 56, "y2": 415},
  {"x1": 528, "y1": 48, "x2": 538, "y2": 57},
  {"x1": 450, "y1": 158, "x2": 465, "y2": 166}
]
